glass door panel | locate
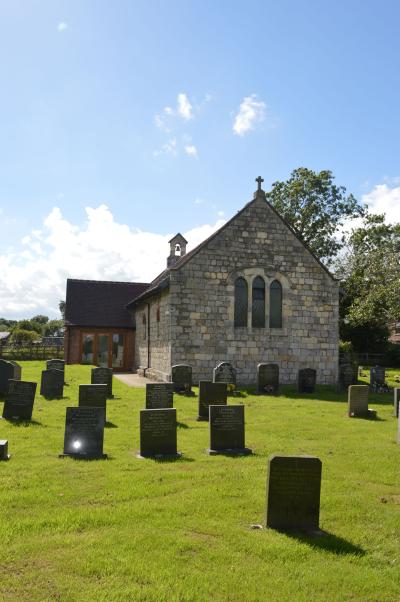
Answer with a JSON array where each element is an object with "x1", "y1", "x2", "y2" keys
[
  {"x1": 82, "y1": 334, "x2": 94, "y2": 364},
  {"x1": 97, "y1": 334, "x2": 109, "y2": 367},
  {"x1": 112, "y1": 334, "x2": 124, "y2": 368}
]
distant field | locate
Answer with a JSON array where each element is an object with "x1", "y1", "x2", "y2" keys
[{"x1": 0, "y1": 362, "x2": 399, "y2": 602}]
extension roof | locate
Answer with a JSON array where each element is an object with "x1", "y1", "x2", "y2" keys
[
  {"x1": 65, "y1": 279, "x2": 149, "y2": 328},
  {"x1": 127, "y1": 190, "x2": 336, "y2": 309}
]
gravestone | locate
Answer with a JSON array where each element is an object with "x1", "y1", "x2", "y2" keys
[
  {"x1": 46, "y1": 359, "x2": 65, "y2": 373},
  {"x1": 91, "y1": 367, "x2": 113, "y2": 398},
  {"x1": 398, "y1": 412, "x2": 400, "y2": 445},
  {"x1": 79, "y1": 384, "x2": 108, "y2": 420},
  {"x1": 266, "y1": 455, "x2": 322, "y2": 532},
  {"x1": 198, "y1": 381, "x2": 227, "y2": 420},
  {"x1": 209, "y1": 405, "x2": 251, "y2": 455},
  {"x1": 2, "y1": 380, "x2": 37, "y2": 421},
  {"x1": 0, "y1": 360, "x2": 14, "y2": 396},
  {"x1": 139, "y1": 408, "x2": 178, "y2": 458},
  {"x1": 61, "y1": 407, "x2": 106, "y2": 459},
  {"x1": 213, "y1": 362, "x2": 236, "y2": 387},
  {"x1": 257, "y1": 363, "x2": 279, "y2": 394},
  {"x1": 9, "y1": 361, "x2": 22, "y2": 381},
  {"x1": 0, "y1": 439, "x2": 10, "y2": 460},
  {"x1": 40, "y1": 369, "x2": 64, "y2": 399},
  {"x1": 298, "y1": 368, "x2": 316, "y2": 394},
  {"x1": 171, "y1": 364, "x2": 192, "y2": 393},
  {"x1": 370, "y1": 365, "x2": 385, "y2": 387},
  {"x1": 338, "y1": 363, "x2": 355, "y2": 392},
  {"x1": 348, "y1": 385, "x2": 370, "y2": 417},
  {"x1": 394, "y1": 388, "x2": 400, "y2": 418},
  {"x1": 146, "y1": 383, "x2": 174, "y2": 409}
]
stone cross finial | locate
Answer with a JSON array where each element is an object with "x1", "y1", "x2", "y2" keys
[{"x1": 255, "y1": 176, "x2": 264, "y2": 191}]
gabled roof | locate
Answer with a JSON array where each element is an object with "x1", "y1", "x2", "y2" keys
[
  {"x1": 65, "y1": 279, "x2": 149, "y2": 328},
  {"x1": 0, "y1": 332, "x2": 11, "y2": 341},
  {"x1": 127, "y1": 190, "x2": 337, "y2": 308}
]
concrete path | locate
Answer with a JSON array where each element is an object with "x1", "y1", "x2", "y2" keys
[{"x1": 114, "y1": 373, "x2": 159, "y2": 387}]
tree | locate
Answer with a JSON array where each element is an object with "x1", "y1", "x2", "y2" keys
[
  {"x1": 16, "y1": 319, "x2": 43, "y2": 335},
  {"x1": 32, "y1": 315, "x2": 49, "y2": 325},
  {"x1": 59, "y1": 300, "x2": 66, "y2": 320},
  {"x1": 266, "y1": 168, "x2": 364, "y2": 264},
  {"x1": 11, "y1": 329, "x2": 41, "y2": 344},
  {"x1": 337, "y1": 213, "x2": 400, "y2": 351},
  {"x1": 43, "y1": 320, "x2": 64, "y2": 337}
]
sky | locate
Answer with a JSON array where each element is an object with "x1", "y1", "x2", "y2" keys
[{"x1": 0, "y1": 0, "x2": 399, "y2": 318}]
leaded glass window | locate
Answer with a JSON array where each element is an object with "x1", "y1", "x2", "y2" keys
[
  {"x1": 269, "y1": 280, "x2": 282, "y2": 328},
  {"x1": 234, "y1": 277, "x2": 248, "y2": 327},
  {"x1": 252, "y1": 276, "x2": 265, "y2": 328}
]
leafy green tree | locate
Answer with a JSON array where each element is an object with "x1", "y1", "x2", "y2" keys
[
  {"x1": 11, "y1": 329, "x2": 41, "y2": 344},
  {"x1": 43, "y1": 320, "x2": 64, "y2": 337},
  {"x1": 266, "y1": 168, "x2": 364, "y2": 264},
  {"x1": 17, "y1": 319, "x2": 43, "y2": 335},
  {"x1": 32, "y1": 315, "x2": 49, "y2": 325}
]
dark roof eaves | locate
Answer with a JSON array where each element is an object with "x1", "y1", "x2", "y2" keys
[{"x1": 126, "y1": 277, "x2": 170, "y2": 309}]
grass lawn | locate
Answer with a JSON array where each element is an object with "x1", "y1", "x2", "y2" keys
[{"x1": 0, "y1": 362, "x2": 399, "y2": 602}]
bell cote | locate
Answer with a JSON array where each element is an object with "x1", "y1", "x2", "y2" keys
[{"x1": 167, "y1": 233, "x2": 188, "y2": 267}]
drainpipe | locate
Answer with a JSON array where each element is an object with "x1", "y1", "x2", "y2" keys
[{"x1": 145, "y1": 302, "x2": 151, "y2": 376}]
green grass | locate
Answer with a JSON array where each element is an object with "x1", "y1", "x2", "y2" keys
[{"x1": 0, "y1": 362, "x2": 399, "y2": 602}]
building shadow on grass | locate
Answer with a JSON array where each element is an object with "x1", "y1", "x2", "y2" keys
[
  {"x1": 284, "y1": 530, "x2": 365, "y2": 556},
  {"x1": 177, "y1": 421, "x2": 189, "y2": 429},
  {"x1": 105, "y1": 421, "x2": 118, "y2": 428}
]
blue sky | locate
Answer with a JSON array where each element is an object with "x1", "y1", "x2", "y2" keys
[{"x1": 0, "y1": 1, "x2": 399, "y2": 317}]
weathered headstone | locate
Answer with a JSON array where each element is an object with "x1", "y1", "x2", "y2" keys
[
  {"x1": 46, "y1": 359, "x2": 65, "y2": 373},
  {"x1": 91, "y1": 367, "x2": 113, "y2": 398},
  {"x1": 139, "y1": 408, "x2": 178, "y2": 458},
  {"x1": 2, "y1": 380, "x2": 37, "y2": 421},
  {"x1": 257, "y1": 363, "x2": 279, "y2": 394},
  {"x1": 370, "y1": 365, "x2": 385, "y2": 387},
  {"x1": 348, "y1": 384, "x2": 370, "y2": 417},
  {"x1": 79, "y1": 384, "x2": 108, "y2": 420},
  {"x1": 40, "y1": 369, "x2": 64, "y2": 399},
  {"x1": 209, "y1": 405, "x2": 251, "y2": 455},
  {"x1": 146, "y1": 383, "x2": 174, "y2": 409},
  {"x1": 171, "y1": 364, "x2": 192, "y2": 393},
  {"x1": 213, "y1": 361, "x2": 236, "y2": 388},
  {"x1": 338, "y1": 363, "x2": 355, "y2": 392},
  {"x1": 198, "y1": 381, "x2": 227, "y2": 420},
  {"x1": 61, "y1": 407, "x2": 106, "y2": 459},
  {"x1": 398, "y1": 411, "x2": 400, "y2": 445},
  {"x1": 9, "y1": 361, "x2": 22, "y2": 381},
  {"x1": 0, "y1": 439, "x2": 10, "y2": 460},
  {"x1": 394, "y1": 388, "x2": 400, "y2": 418},
  {"x1": 266, "y1": 455, "x2": 322, "y2": 532},
  {"x1": 0, "y1": 359, "x2": 14, "y2": 396},
  {"x1": 298, "y1": 368, "x2": 316, "y2": 394}
]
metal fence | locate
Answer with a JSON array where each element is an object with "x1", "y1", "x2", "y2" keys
[{"x1": 0, "y1": 342, "x2": 64, "y2": 361}]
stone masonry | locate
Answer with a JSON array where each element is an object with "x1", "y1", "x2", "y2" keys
[{"x1": 133, "y1": 186, "x2": 339, "y2": 385}]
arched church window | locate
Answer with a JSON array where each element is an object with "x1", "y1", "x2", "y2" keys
[
  {"x1": 252, "y1": 276, "x2": 265, "y2": 327},
  {"x1": 234, "y1": 277, "x2": 248, "y2": 327},
  {"x1": 269, "y1": 280, "x2": 283, "y2": 328}
]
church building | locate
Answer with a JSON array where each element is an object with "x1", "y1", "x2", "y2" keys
[{"x1": 64, "y1": 178, "x2": 339, "y2": 385}]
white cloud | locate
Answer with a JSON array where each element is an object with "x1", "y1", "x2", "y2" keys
[
  {"x1": 57, "y1": 22, "x2": 68, "y2": 32},
  {"x1": 362, "y1": 183, "x2": 400, "y2": 224},
  {"x1": 177, "y1": 93, "x2": 193, "y2": 120},
  {"x1": 233, "y1": 94, "x2": 266, "y2": 136},
  {"x1": 194, "y1": 198, "x2": 205, "y2": 205},
  {"x1": 153, "y1": 138, "x2": 177, "y2": 157},
  {"x1": 185, "y1": 145, "x2": 198, "y2": 157},
  {"x1": 0, "y1": 206, "x2": 225, "y2": 318}
]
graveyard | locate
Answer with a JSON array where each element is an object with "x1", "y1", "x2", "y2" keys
[{"x1": 0, "y1": 361, "x2": 399, "y2": 602}]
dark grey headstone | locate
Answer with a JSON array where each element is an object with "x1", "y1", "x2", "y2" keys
[
  {"x1": 394, "y1": 388, "x2": 400, "y2": 418},
  {"x1": 61, "y1": 407, "x2": 106, "y2": 459},
  {"x1": 146, "y1": 383, "x2": 174, "y2": 409},
  {"x1": 370, "y1": 365, "x2": 385, "y2": 386},
  {"x1": 338, "y1": 363, "x2": 355, "y2": 391},
  {"x1": 40, "y1": 369, "x2": 64, "y2": 399},
  {"x1": 139, "y1": 408, "x2": 178, "y2": 457},
  {"x1": 0, "y1": 439, "x2": 10, "y2": 460},
  {"x1": 9, "y1": 361, "x2": 22, "y2": 381},
  {"x1": 398, "y1": 412, "x2": 400, "y2": 445},
  {"x1": 2, "y1": 380, "x2": 37, "y2": 421},
  {"x1": 298, "y1": 368, "x2": 316, "y2": 394},
  {"x1": 0, "y1": 360, "x2": 14, "y2": 396},
  {"x1": 79, "y1": 385, "x2": 108, "y2": 420},
  {"x1": 257, "y1": 363, "x2": 279, "y2": 394},
  {"x1": 266, "y1": 455, "x2": 322, "y2": 531},
  {"x1": 348, "y1": 385, "x2": 369, "y2": 417},
  {"x1": 171, "y1": 364, "x2": 192, "y2": 393},
  {"x1": 198, "y1": 381, "x2": 227, "y2": 420},
  {"x1": 213, "y1": 362, "x2": 236, "y2": 386},
  {"x1": 46, "y1": 359, "x2": 65, "y2": 373},
  {"x1": 91, "y1": 367, "x2": 113, "y2": 398},
  {"x1": 209, "y1": 405, "x2": 251, "y2": 454}
]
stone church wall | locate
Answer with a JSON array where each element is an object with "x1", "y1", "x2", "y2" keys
[
  {"x1": 135, "y1": 289, "x2": 171, "y2": 381},
  {"x1": 167, "y1": 194, "x2": 339, "y2": 386}
]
